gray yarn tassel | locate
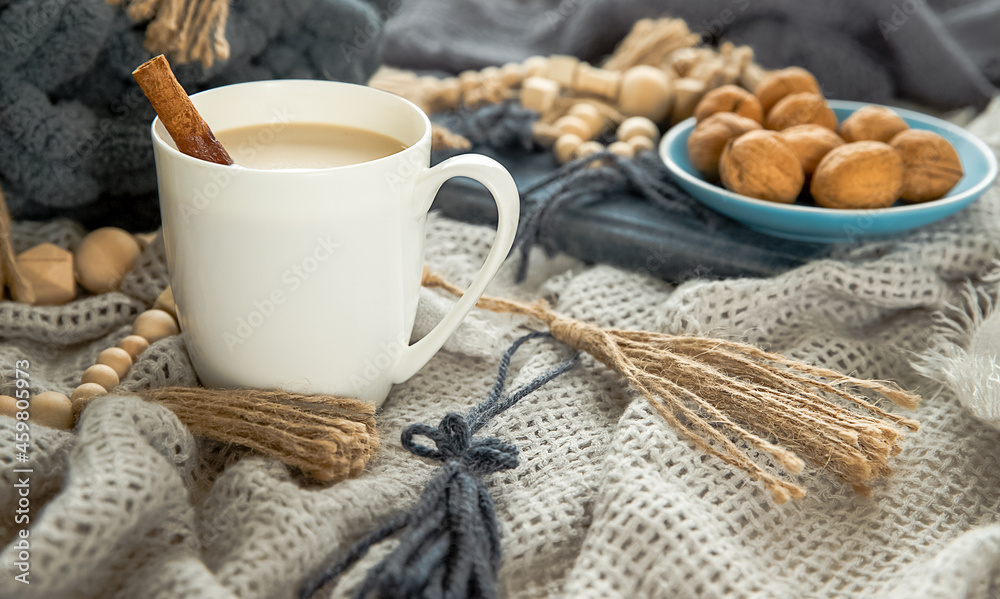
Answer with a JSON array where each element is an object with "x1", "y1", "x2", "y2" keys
[{"x1": 300, "y1": 332, "x2": 577, "y2": 599}]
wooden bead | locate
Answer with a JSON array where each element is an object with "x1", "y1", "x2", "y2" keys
[
  {"x1": 75, "y1": 227, "x2": 141, "y2": 294},
  {"x1": 627, "y1": 136, "x2": 656, "y2": 154},
  {"x1": 118, "y1": 335, "x2": 150, "y2": 359},
  {"x1": 554, "y1": 134, "x2": 583, "y2": 164},
  {"x1": 575, "y1": 141, "x2": 605, "y2": 160},
  {"x1": 523, "y1": 56, "x2": 549, "y2": 77},
  {"x1": 568, "y1": 103, "x2": 604, "y2": 136},
  {"x1": 29, "y1": 391, "x2": 73, "y2": 430},
  {"x1": 0, "y1": 395, "x2": 17, "y2": 418},
  {"x1": 459, "y1": 70, "x2": 481, "y2": 95},
  {"x1": 671, "y1": 77, "x2": 707, "y2": 123},
  {"x1": 574, "y1": 65, "x2": 621, "y2": 99},
  {"x1": 546, "y1": 55, "x2": 580, "y2": 87},
  {"x1": 97, "y1": 347, "x2": 133, "y2": 379},
  {"x1": 618, "y1": 65, "x2": 673, "y2": 122},
  {"x1": 500, "y1": 63, "x2": 524, "y2": 87},
  {"x1": 617, "y1": 117, "x2": 660, "y2": 143},
  {"x1": 71, "y1": 383, "x2": 108, "y2": 403},
  {"x1": 521, "y1": 77, "x2": 559, "y2": 113},
  {"x1": 432, "y1": 77, "x2": 461, "y2": 111},
  {"x1": 153, "y1": 286, "x2": 176, "y2": 318},
  {"x1": 16, "y1": 242, "x2": 76, "y2": 305},
  {"x1": 607, "y1": 141, "x2": 635, "y2": 159},
  {"x1": 82, "y1": 364, "x2": 119, "y2": 391},
  {"x1": 554, "y1": 115, "x2": 592, "y2": 139},
  {"x1": 133, "y1": 309, "x2": 179, "y2": 343}
]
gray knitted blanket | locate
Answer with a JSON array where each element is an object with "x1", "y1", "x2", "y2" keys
[
  {"x1": 1, "y1": 100, "x2": 1000, "y2": 597},
  {"x1": 0, "y1": 0, "x2": 386, "y2": 226}
]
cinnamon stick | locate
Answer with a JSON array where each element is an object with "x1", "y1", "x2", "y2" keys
[{"x1": 133, "y1": 55, "x2": 233, "y2": 165}]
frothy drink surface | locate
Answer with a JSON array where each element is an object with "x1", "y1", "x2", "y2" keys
[{"x1": 215, "y1": 122, "x2": 407, "y2": 169}]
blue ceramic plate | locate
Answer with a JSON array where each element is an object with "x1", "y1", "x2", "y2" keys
[{"x1": 659, "y1": 100, "x2": 998, "y2": 242}]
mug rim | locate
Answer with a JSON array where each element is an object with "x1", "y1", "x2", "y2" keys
[{"x1": 150, "y1": 79, "x2": 433, "y2": 173}]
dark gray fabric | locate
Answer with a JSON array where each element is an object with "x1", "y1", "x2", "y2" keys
[
  {"x1": 382, "y1": 0, "x2": 999, "y2": 111},
  {"x1": 0, "y1": 0, "x2": 387, "y2": 227}
]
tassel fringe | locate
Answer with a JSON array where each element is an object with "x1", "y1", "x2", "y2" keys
[
  {"x1": 110, "y1": 0, "x2": 231, "y2": 68},
  {"x1": 422, "y1": 269, "x2": 920, "y2": 503}
]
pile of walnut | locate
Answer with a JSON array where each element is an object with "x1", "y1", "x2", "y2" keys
[
  {"x1": 687, "y1": 67, "x2": 965, "y2": 208},
  {"x1": 369, "y1": 17, "x2": 768, "y2": 165},
  {"x1": 0, "y1": 227, "x2": 180, "y2": 430}
]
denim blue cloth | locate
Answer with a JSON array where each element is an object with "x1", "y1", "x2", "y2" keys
[{"x1": 0, "y1": 0, "x2": 389, "y2": 227}]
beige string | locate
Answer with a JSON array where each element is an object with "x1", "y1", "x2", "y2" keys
[
  {"x1": 109, "y1": 0, "x2": 231, "y2": 69},
  {"x1": 422, "y1": 269, "x2": 920, "y2": 503}
]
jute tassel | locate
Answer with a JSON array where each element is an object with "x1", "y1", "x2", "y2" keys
[
  {"x1": 72, "y1": 387, "x2": 379, "y2": 483},
  {"x1": 109, "y1": 0, "x2": 231, "y2": 69},
  {"x1": 422, "y1": 269, "x2": 920, "y2": 503},
  {"x1": 603, "y1": 17, "x2": 703, "y2": 71},
  {"x1": 0, "y1": 183, "x2": 35, "y2": 303}
]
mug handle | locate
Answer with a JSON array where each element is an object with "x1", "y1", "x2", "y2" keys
[{"x1": 390, "y1": 153, "x2": 520, "y2": 384}]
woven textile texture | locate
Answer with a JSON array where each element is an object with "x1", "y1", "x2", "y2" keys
[{"x1": 3, "y1": 109, "x2": 1000, "y2": 598}]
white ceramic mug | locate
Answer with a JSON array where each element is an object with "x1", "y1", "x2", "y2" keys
[{"x1": 151, "y1": 80, "x2": 519, "y2": 406}]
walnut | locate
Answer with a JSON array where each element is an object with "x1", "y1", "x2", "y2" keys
[
  {"x1": 810, "y1": 141, "x2": 903, "y2": 209},
  {"x1": 755, "y1": 67, "x2": 821, "y2": 115},
  {"x1": 778, "y1": 125, "x2": 845, "y2": 175},
  {"x1": 765, "y1": 93, "x2": 837, "y2": 131},
  {"x1": 839, "y1": 106, "x2": 908, "y2": 143},
  {"x1": 693, "y1": 84, "x2": 763, "y2": 124},
  {"x1": 719, "y1": 130, "x2": 804, "y2": 203},
  {"x1": 687, "y1": 112, "x2": 762, "y2": 180},
  {"x1": 889, "y1": 129, "x2": 964, "y2": 203}
]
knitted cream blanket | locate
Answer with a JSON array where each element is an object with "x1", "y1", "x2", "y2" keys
[{"x1": 2, "y1": 105, "x2": 1000, "y2": 598}]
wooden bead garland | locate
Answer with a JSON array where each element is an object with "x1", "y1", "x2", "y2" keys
[
  {"x1": 4, "y1": 297, "x2": 182, "y2": 431},
  {"x1": 367, "y1": 17, "x2": 770, "y2": 167}
]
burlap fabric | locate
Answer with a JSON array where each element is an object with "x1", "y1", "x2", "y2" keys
[{"x1": 2, "y1": 105, "x2": 1000, "y2": 597}]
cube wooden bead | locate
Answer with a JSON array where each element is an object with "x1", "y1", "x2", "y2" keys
[
  {"x1": 82, "y1": 364, "x2": 119, "y2": 391},
  {"x1": 133, "y1": 309, "x2": 179, "y2": 343},
  {"x1": 29, "y1": 391, "x2": 73, "y2": 430},
  {"x1": 546, "y1": 55, "x2": 580, "y2": 87},
  {"x1": 118, "y1": 335, "x2": 150, "y2": 359},
  {"x1": 618, "y1": 65, "x2": 673, "y2": 122},
  {"x1": 16, "y1": 243, "x2": 75, "y2": 306},
  {"x1": 521, "y1": 77, "x2": 560, "y2": 112},
  {"x1": 554, "y1": 115, "x2": 592, "y2": 140},
  {"x1": 97, "y1": 347, "x2": 133, "y2": 379},
  {"x1": 574, "y1": 65, "x2": 621, "y2": 100}
]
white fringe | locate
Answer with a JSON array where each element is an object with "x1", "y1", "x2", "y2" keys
[{"x1": 913, "y1": 271, "x2": 1000, "y2": 430}]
